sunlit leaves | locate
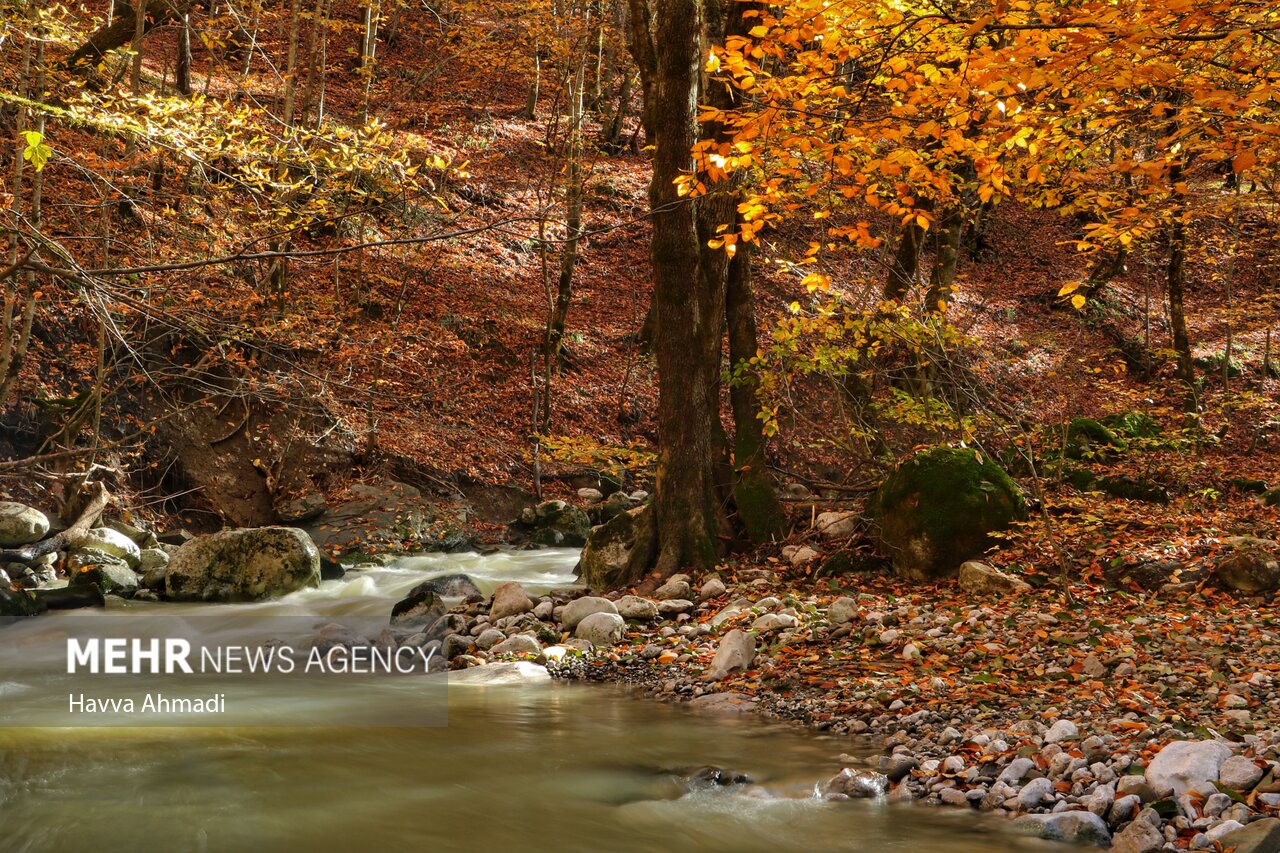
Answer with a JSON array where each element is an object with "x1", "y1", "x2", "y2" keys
[{"x1": 20, "y1": 130, "x2": 51, "y2": 172}]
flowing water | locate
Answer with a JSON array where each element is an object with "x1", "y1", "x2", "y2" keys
[{"x1": 0, "y1": 549, "x2": 1049, "y2": 852}]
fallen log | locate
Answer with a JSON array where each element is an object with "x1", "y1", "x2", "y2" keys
[
  {"x1": 64, "y1": 0, "x2": 201, "y2": 71},
  {"x1": 0, "y1": 482, "x2": 111, "y2": 564}
]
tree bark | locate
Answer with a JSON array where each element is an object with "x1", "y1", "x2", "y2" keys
[
  {"x1": 925, "y1": 206, "x2": 963, "y2": 312},
  {"x1": 1166, "y1": 161, "x2": 1195, "y2": 412},
  {"x1": 726, "y1": 243, "x2": 785, "y2": 542},
  {"x1": 630, "y1": 0, "x2": 721, "y2": 574},
  {"x1": 884, "y1": 218, "x2": 926, "y2": 300}
]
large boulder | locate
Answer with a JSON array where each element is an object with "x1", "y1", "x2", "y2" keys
[
  {"x1": 1144, "y1": 740, "x2": 1233, "y2": 796},
  {"x1": 71, "y1": 528, "x2": 142, "y2": 569},
  {"x1": 872, "y1": 447, "x2": 1024, "y2": 580},
  {"x1": 513, "y1": 500, "x2": 592, "y2": 547},
  {"x1": 578, "y1": 505, "x2": 654, "y2": 590},
  {"x1": 1216, "y1": 537, "x2": 1280, "y2": 592},
  {"x1": 0, "y1": 502, "x2": 49, "y2": 547},
  {"x1": 165, "y1": 527, "x2": 321, "y2": 602},
  {"x1": 302, "y1": 481, "x2": 468, "y2": 563}
]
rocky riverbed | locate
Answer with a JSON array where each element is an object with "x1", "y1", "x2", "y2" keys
[{"x1": 373, "y1": 560, "x2": 1280, "y2": 852}]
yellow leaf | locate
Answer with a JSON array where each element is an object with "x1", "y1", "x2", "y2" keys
[
  {"x1": 1058, "y1": 281, "x2": 1081, "y2": 296},
  {"x1": 1071, "y1": 294, "x2": 1087, "y2": 310}
]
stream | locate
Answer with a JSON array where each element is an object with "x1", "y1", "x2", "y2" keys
[{"x1": 0, "y1": 549, "x2": 1051, "y2": 852}]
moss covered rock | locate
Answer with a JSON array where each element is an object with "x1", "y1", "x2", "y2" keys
[
  {"x1": 872, "y1": 447, "x2": 1025, "y2": 580},
  {"x1": 1099, "y1": 411, "x2": 1161, "y2": 439},
  {"x1": 166, "y1": 527, "x2": 320, "y2": 602},
  {"x1": 1058, "y1": 418, "x2": 1127, "y2": 461},
  {"x1": 513, "y1": 500, "x2": 592, "y2": 547},
  {"x1": 578, "y1": 505, "x2": 654, "y2": 591}
]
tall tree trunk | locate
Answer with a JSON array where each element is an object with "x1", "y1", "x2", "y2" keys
[
  {"x1": 925, "y1": 206, "x2": 963, "y2": 312},
  {"x1": 630, "y1": 0, "x2": 721, "y2": 574},
  {"x1": 548, "y1": 28, "x2": 588, "y2": 361},
  {"x1": 176, "y1": 12, "x2": 192, "y2": 94},
  {"x1": 884, "y1": 219, "x2": 925, "y2": 300},
  {"x1": 726, "y1": 243, "x2": 785, "y2": 542},
  {"x1": 1167, "y1": 161, "x2": 1195, "y2": 413}
]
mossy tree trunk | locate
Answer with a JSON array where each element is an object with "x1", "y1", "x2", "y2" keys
[{"x1": 726, "y1": 243, "x2": 785, "y2": 542}]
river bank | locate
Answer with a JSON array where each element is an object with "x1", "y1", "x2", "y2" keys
[{"x1": 471, "y1": 564, "x2": 1280, "y2": 851}]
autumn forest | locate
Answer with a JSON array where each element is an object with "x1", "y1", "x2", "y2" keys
[{"x1": 1, "y1": 0, "x2": 1280, "y2": 851}]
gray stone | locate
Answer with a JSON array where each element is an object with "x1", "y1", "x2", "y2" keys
[
  {"x1": 490, "y1": 634, "x2": 542, "y2": 657},
  {"x1": 828, "y1": 596, "x2": 859, "y2": 625},
  {"x1": 686, "y1": 692, "x2": 757, "y2": 714},
  {"x1": 998, "y1": 758, "x2": 1037, "y2": 785},
  {"x1": 654, "y1": 579, "x2": 692, "y2": 600},
  {"x1": 475, "y1": 628, "x2": 507, "y2": 650},
  {"x1": 615, "y1": 595, "x2": 658, "y2": 621},
  {"x1": 517, "y1": 500, "x2": 592, "y2": 547},
  {"x1": 1145, "y1": 740, "x2": 1233, "y2": 796},
  {"x1": 657, "y1": 599, "x2": 694, "y2": 616},
  {"x1": 958, "y1": 561, "x2": 1031, "y2": 595},
  {"x1": 1044, "y1": 719, "x2": 1079, "y2": 743},
  {"x1": 561, "y1": 596, "x2": 618, "y2": 630},
  {"x1": 165, "y1": 527, "x2": 321, "y2": 602},
  {"x1": 1019, "y1": 777, "x2": 1055, "y2": 809},
  {"x1": 698, "y1": 577, "x2": 726, "y2": 601},
  {"x1": 1219, "y1": 755, "x2": 1265, "y2": 791},
  {"x1": 1117, "y1": 774, "x2": 1158, "y2": 802},
  {"x1": 72, "y1": 528, "x2": 142, "y2": 568},
  {"x1": 490, "y1": 581, "x2": 533, "y2": 620},
  {"x1": 418, "y1": 573, "x2": 484, "y2": 600},
  {"x1": 575, "y1": 611, "x2": 625, "y2": 646},
  {"x1": 814, "y1": 511, "x2": 858, "y2": 540},
  {"x1": 1217, "y1": 818, "x2": 1280, "y2": 853},
  {"x1": 390, "y1": 584, "x2": 446, "y2": 629},
  {"x1": 823, "y1": 768, "x2": 888, "y2": 798},
  {"x1": 0, "y1": 502, "x2": 49, "y2": 547},
  {"x1": 752, "y1": 612, "x2": 798, "y2": 632},
  {"x1": 577, "y1": 488, "x2": 603, "y2": 502},
  {"x1": 68, "y1": 556, "x2": 139, "y2": 595},
  {"x1": 138, "y1": 548, "x2": 170, "y2": 575},
  {"x1": 704, "y1": 629, "x2": 755, "y2": 681},
  {"x1": 1012, "y1": 812, "x2": 1111, "y2": 846},
  {"x1": 1110, "y1": 817, "x2": 1165, "y2": 853}
]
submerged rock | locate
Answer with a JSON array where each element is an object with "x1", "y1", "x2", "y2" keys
[
  {"x1": 390, "y1": 584, "x2": 447, "y2": 629},
  {"x1": 165, "y1": 527, "x2": 321, "y2": 602},
  {"x1": 823, "y1": 768, "x2": 888, "y2": 799},
  {"x1": 0, "y1": 587, "x2": 47, "y2": 623},
  {"x1": 1012, "y1": 812, "x2": 1111, "y2": 846},
  {"x1": 447, "y1": 661, "x2": 551, "y2": 684},
  {"x1": 416, "y1": 573, "x2": 484, "y2": 601}
]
